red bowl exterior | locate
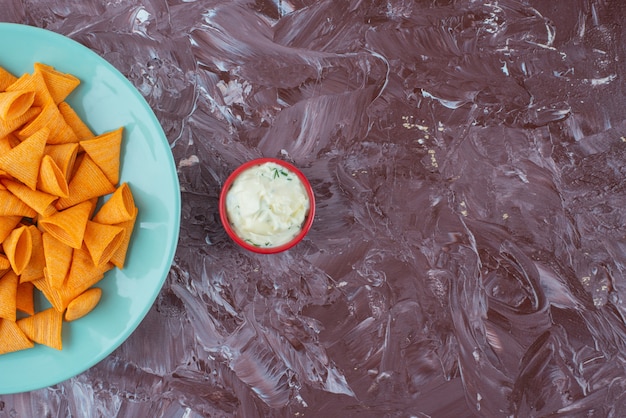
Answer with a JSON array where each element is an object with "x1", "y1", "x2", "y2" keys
[{"x1": 219, "y1": 158, "x2": 315, "y2": 254}]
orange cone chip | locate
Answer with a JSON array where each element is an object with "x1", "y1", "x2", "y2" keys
[
  {"x1": 68, "y1": 152, "x2": 84, "y2": 180},
  {"x1": 111, "y1": 207, "x2": 138, "y2": 269},
  {"x1": 65, "y1": 287, "x2": 102, "y2": 322},
  {"x1": 6, "y1": 70, "x2": 54, "y2": 106},
  {"x1": 42, "y1": 232, "x2": 73, "y2": 289},
  {"x1": 38, "y1": 155, "x2": 69, "y2": 198},
  {"x1": 0, "y1": 318, "x2": 34, "y2": 354},
  {"x1": 18, "y1": 102, "x2": 78, "y2": 144},
  {"x1": 0, "y1": 134, "x2": 20, "y2": 155},
  {"x1": 0, "y1": 190, "x2": 37, "y2": 218},
  {"x1": 92, "y1": 183, "x2": 136, "y2": 224},
  {"x1": 39, "y1": 200, "x2": 92, "y2": 249},
  {"x1": 86, "y1": 197, "x2": 99, "y2": 218},
  {"x1": 17, "y1": 307, "x2": 63, "y2": 350},
  {"x1": 32, "y1": 276, "x2": 62, "y2": 312},
  {"x1": 83, "y1": 221, "x2": 124, "y2": 266},
  {"x1": 36, "y1": 248, "x2": 111, "y2": 311},
  {"x1": 66, "y1": 247, "x2": 112, "y2": 293},
  {"x1": 0, "y1": 106, "x2": 40, "y2": 138},
  {"x1": 0, "y1": 255, "x2": 10, "y2": 276},
  {"x1": 44, "y1": 143, "x2": 79, "y2": 180},
  {"x1": 21, "y1": 226, "x2": 46, "y2": 283},
  {"x1": 0, "y1": 90, "x2": 35, "y2": 121},
  {"x1": 51, "y1": 123, "x2": 80, "y2": 145},
  {"x1": 5, "y1": 133, "x2": 20, "y2": 147},
  {"x1": 34, "y1": 63, "x2": 80, "y2": 105},
  {"x1": 0, "y1": 215, "x2": 21, "y2": 242},
  {"x1": 0, "y1": 66, "x2": 17, "y2": 91},
  {"x1": 16, "y1": 281, "x2": 35, "y2": 316},
  {"x1": 0, "y1": 127, "x2": 48, "y2": 190},
  {"x1": 80, "y1": 127, "x2": 123, "y2": 185},
  {"x1": 58, "y1": 102, "x2": 94, "y2": 140},
  {"x1": 3, "y1": 225, "x2": 33, "y2": 275},
  {"x1": 55, "y1": 155, "x2": 115, "y2": 210},
  {"x1": 0, "y1": 271, "x2": 18, "y2": 321},
  {"x1": 0, "y1": 135, "x2": 12, "y2": 154},
  {"x1": 1, "y1": 178, "x2": 57, "y2": 217}
]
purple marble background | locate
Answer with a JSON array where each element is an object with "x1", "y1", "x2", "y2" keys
[{"x1": 1, "y1": 0, "x2": 626, "y2": 416}]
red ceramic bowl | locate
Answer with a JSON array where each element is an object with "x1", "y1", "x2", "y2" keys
[{"x1": 219, "y1": 158, "x2": 315, "y2": 254}]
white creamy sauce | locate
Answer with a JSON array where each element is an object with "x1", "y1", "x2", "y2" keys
[{"x1": 226, "y1": 162, "x2": 310, "y2": 247}]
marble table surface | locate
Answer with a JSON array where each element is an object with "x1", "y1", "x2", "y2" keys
[{"x1": 1, "y1": 0, "x2": 626, "y2": 417}]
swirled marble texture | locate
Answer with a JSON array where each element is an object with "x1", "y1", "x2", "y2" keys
[{"x1": 1, "y1": 0, "x2": 626, "y2": 416}]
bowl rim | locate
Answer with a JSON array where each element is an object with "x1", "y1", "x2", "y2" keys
[{"x1": 219, "y1": 157, "x2": 315, "y2": 254}]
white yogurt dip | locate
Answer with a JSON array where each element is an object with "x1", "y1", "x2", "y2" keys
[{"x1": 225, "y1": 162, "x2": 310, "y2": 248}]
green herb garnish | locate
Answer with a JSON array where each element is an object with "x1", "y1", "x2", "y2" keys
[{"x1": 271, "y1": 167, "x2": 289, "y2": 179}]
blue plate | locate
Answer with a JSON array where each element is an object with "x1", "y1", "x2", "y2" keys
[{"x1": 0, "y1": 23, "x2": 180, "y2": 394}]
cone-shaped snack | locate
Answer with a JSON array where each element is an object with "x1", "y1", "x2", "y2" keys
[
  {"x1": 42, "y1": 232, "x2": 73, "y2": 289},
  {"x1": 17, "y1": 307, "x2": 63, "y2": 350},
  {"x1": 83, "y1": 221, "x2": 124, "y2": 266},
  {"x1": 0, "y1": 90, "x2": 35, "y2": 121},
  {"x1": 0, "y1": 127, "x2": 48, "y2": 190},
  {"x1": 44, "y1": 143, "x2": 78, "y2": 180},
  {"x1": 0, "y1": 106, "x2": 39, "y2": 138},
  {"x1": 66, "y1": 247, "x2": 110, "y2": 291},
  {"x1": 0, "y1": 216, "x2": 21, "y2": 242},
  {"x1": 110, "y1": 207, "x2": 138, "y2": 269},
  {"x1": 0, "y1": 255, "x2": 10, "y2": 276},
  {"x1": 0, "y1": 270, "x2": 18, "y2": 321},
  {"x1": 32, "y1": 276, "x2": 61, "y2": 311},
  {"x1": 55, "y1": 155, "x2": 115, "y2": 210},
  {"x1": 16, "y1": 281, "x2": 35, "y2": 316},
  {"x1": 86, "y1": 197, "x2": 99, "y2": 219},
  {"x1": 34, "y1": 63, "x2": 80, "y2": 105},
  {"x1": 0, "y1": 66, "x2": 17, "y2": 91},
  {"x1": 0, "y1": 133, "x2": 20, "y2": 155},
  {"x1": 65, "y1": 287, "x2": 102, "y2": 322},
  {"x1": 0, "y1": 135, "x2": 12, "y2": 154},
  {"x1": 38, "y1": 155, "x2": 69, "y2": 198},
  {"x1": 0, "y1": 318, "x2": 34, "y2": 355},
  {"x1": 79, "y1": 127, "x2": 123, "y2": 185},
  {"x1": 51, "y1": 123, "x2": 80, "y2": 145},
  {"x1": 18, "y1": 102, "x2": 78, "y2": 144},
  {"x1": 6, "y1": 133, "x2": 20, "y2": 147},
  {"x1": 0, "y1": 191, "x2": 37, "y2": 218},
  {"x1": 21, "y1": 226, "x2": 45, "y2": 283},
  {"x1": 67, "y1": 152, "x2": 84, "y2": 182},
  {"x1": 3, "y1": 225, "x2": 32, "y2": 275},
  {"x1": 92, "y1": 183, "x2": 136, "y2": 224},
  {"x1": 37, "y1": 247, "x2": 111, "y2": 311},
  {"x1": 39, "y1": 200, "x2": 92, "y2": 249},
  {"x1": 58, "y1": 102, "x2": 94, "y2": 140},
  {"x1": 6, "y1": 70, "x2": 54, "y2": 106},
  {"x1": 1, "y1": 178, "x2": 57, "y2": 217}
]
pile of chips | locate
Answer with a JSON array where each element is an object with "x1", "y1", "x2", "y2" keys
[{"x1": 0, "y1": 63, "x2": 137, "y2": 354}]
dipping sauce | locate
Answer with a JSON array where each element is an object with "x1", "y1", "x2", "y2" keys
[{"x1": 225, "y1": 161, "x2": 311, "y2": 248}]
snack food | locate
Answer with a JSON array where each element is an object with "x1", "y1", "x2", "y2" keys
[{"x1": 0, "y1": 62, "x2": 137, "y2": 355}]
